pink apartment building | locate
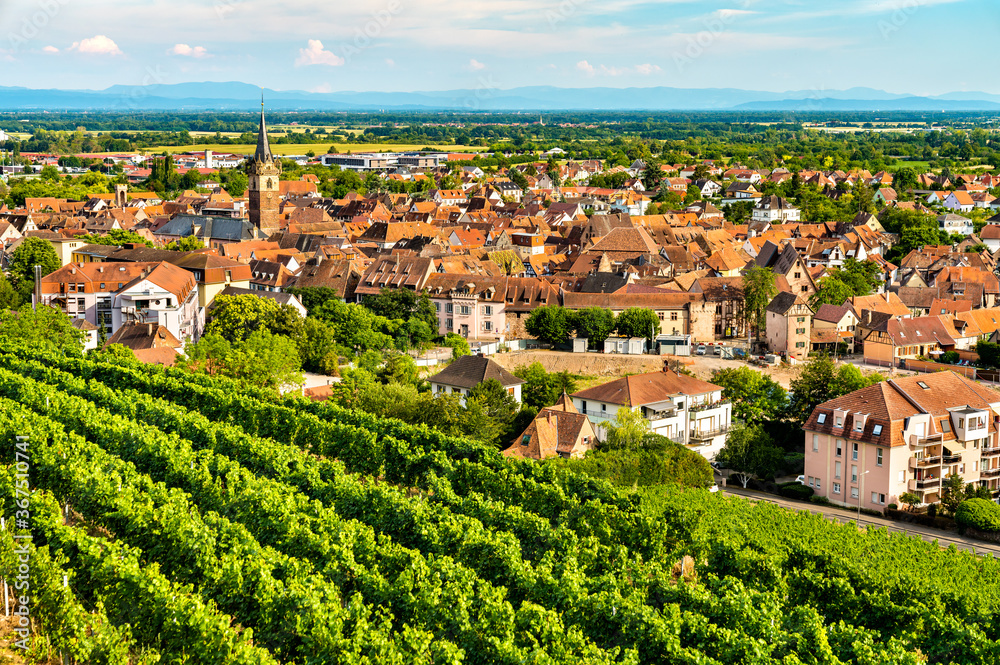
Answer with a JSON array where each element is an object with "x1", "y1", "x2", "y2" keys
[{"x1": 803, "y1": 371, "x2": 1000, "y2": 510}]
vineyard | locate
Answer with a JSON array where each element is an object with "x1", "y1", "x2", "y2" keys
[{"x1": 2, "y1": 342, "x2": 1000, "y2": 664}]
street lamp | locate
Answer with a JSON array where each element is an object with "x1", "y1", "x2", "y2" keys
[{"x1": 857, "y1": 469, "x2": 871, "y2": 522}]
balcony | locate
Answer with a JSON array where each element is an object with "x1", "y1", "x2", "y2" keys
[
  {"x1": 912, "y1": 455, "x2": 942, "y2": 468},
  {"x1": 584, "y1": 409, "x2": 611, "y2": 419},
  {"x1": 982, "y1": 468, "x2": 1000, "y2": 479},
  {"x1": 644, "y1": 408, "x2": 677, "y2": 421},
  {"x1": 912, "y1": 433, "x2": 944, "y2": 447},
  {"x1": 982, "y1": 447, "x2": 1000, "y2": 458},
  {"x1": 942, "y1": 454, "x2": 962, "y2": 464},
  {"x1": 908, "y1": 477, "x2": 942, "y2": 491},
  {"x1": 689, "y1": 426, "x2": 729, "y2": 441},
  {"x1": 689, "y1": 400, "x2": 731, "y2": 414}
]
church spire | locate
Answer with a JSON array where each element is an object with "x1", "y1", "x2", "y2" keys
[{"x1": 255, "y1": 92, "x2": 273, "y2": 163}]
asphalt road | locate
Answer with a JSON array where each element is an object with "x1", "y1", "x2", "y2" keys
[{"x1": 722, "y1": 485, "x2": 1000, "y2": 557}]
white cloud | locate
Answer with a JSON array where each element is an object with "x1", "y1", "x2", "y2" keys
[
  {"x1": 578, "y1": 60, "x2": 657, "y2": 76},
  {"x1": 468, "y1": 58, "x2": 485, "y2": 70},
  {"x1": 385, "y1": 58, "x2": 396, "y2": 66},
  {"x1": 170, "y1": 44, "x2": 209, "y2": 58},
  {"x1": 69, "y1": 35, "x2": 123, "y2": 56},
  {"x1": 713, "y1": 9, "x2": 756, "y2": 20},
  {"x1": 42, "y1": 46, "x2": 60, "y2": 54},
  {"x1": 295, "y1": 39, "x2": 344, "y2": 67},
  {"x1": 311, "y1": 82, "x2": 333, "y2": 93}
]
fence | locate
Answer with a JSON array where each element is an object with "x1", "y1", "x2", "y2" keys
[{"x1": 903, "y1": 358, "x2": 978, "y2": 379}]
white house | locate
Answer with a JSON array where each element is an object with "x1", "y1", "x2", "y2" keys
[
  {"x1": 570, "y1": 367, "x2": 732, "y2": 459},
  {"x1": 428, "y1": 354, "x2": 523, "y2": 406},
  {"x1": 938, "y1": 213, "x2": 974, "y2": 237},
  {"x1": 752, "y1": 195, "x2": 801, "y2": 223}
]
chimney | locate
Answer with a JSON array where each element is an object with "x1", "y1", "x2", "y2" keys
[{"x1": 147, "y1": 323, "x2": 153, "y2": 336}]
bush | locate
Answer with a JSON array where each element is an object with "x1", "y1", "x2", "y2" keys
[
  {"x1": 955, "y1": 498, "x2": 1000, "y2": 532},
  {"x1": 887, "y1": 503, "x2": 897, "y2": 510},
  {"x1": 928, "y1": 503, "x2": 938, "y2": 518},
  {"x1": 810, "y1": 495, "x2": 831, "y2": 506},
  {"x1": 778, "y1": 482, "x2": 815, "y2": 500}
]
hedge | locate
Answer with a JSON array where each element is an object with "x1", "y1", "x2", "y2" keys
[
  {"x1": 777, "y1": 482, "x2": 815, "y2": 500},
  {"x1": 955, "y1": 498, "x2": 1000, "y2": 532}
]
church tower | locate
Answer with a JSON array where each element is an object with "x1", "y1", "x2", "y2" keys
[{"x1": 247, "y1": 101, "x2": 281, "y2": 235}]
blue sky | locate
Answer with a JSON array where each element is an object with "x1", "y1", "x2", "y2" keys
[{"x1": 0, "y1": 0, "x2": 995, "y2": 94}]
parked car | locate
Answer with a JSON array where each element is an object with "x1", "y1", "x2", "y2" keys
[
  {"x1": 713, "y1": 346, "x2": 722, "y2": 356},
  {"x1": 708, "y1": 483, "x2": 720, "y2": 493},
  {"x1": 696, "y1": 345, "x2": 707, "y2": 355},
  {"x1": 795, "y1": 475, "x2": 805, "y2": 485}
]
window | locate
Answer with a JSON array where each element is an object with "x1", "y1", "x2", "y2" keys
[
  {"x1": 801, "y1": 285, "x2": 808, "y2": 292},
  {"x1": 99, "y1": 283, "x2": 106, "y2": 290},
  {"x1": 581, "y1": 401, "x2": 587, "y2": 412},
  {"x1": 68, "y1": 283, "x2": 76, "y2": 293},
  {"x1": 855, "y1": 419, "x2": 864, "y2": 432},
  {"x1": 835, "y1": 461, "x2": 842, "y2": 478},
  {"x1": 812, "y1": 434, "x2": 819, "y2": 452},
  {"x1": 484, "y1": 305, "x2": 493, "y2": 316},
  {"x1": 670, "y1": 312, "x2": 678, "y2": 321},
  {"x1": 917, "y1": 381, "x2": 929, "y2": 389},
  {"x1": 446, "y1": 318, "x2": 453, "y2": 329},
  {"x1": 872, "y1": 424, "x2": 883, "y2": 436},
  {"x1": 816, "y1": 478, "x2": 821, "y2": 490},
  {"x1": 795, "y1": 341, "x2": 805, "y2": 348},
  {"x1": 876, "y1": 448, "x2": 883, "y2": 466},
  {"x1": 959, "y1": 418, "x2": 964, "y2": 428},
  {"x1": 833, "y1": 482, "x2": 842, "y2": 494},
  {"x1": 794, "y1": 272, "x2": 801, "y2": 279},
  {"x1": 435, "y1": 303, "x2": 441, "y2": 312},
  {"x1": 850, "y1": 487, "x2": 859, "y2": 499},
  {"x1": 797, "y1": 317, "x2": 805, "y2": 323},
  {"x1": 446, "y1": 303, "x2": 453, "y2": 313},
  {"x1": 658, "y1": 312, "x2": 664, "y2": 321},
  {"x1": 600, "y1": 404, "x2": 606, "y2": 413},
  {"x1": 836, "y1": 440, "x2": 842, "y2": 456},
  {"x1": 871, "y1": 492, "x2": 880, "y2": 504},
  {"x1": 484, "y1": 321, "x2": 492, "y2": 331},
  {"x1": 852, "y1": 443, "x2": 859, "y2": 460},
  {"x1": 851, "y1": 465, "x2": 858, "y2": 483},
  {"x1": 808, "y1": 476, "x2": 815, "y2": 487},
  {"x1": 817, "y1": 413, "x2": 827, "y2": 424},
  {"x1": 796, "y1": 328, "x2": 806, "y2": 334},
  {"x1": 836, "y1": 416, "x2": 843, "y2": 427},
  {"x1": 77, "y1": 283, "x2": 84, "y2": 291},
  {"x1": 460, "y1": 305, "x2": 470, "y2": 316}
]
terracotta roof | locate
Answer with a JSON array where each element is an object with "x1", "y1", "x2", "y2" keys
[
  {"x1": 571, "y1": 369, "x2": 720, "y2": 407},
  {"x1": 804, "y1": 371, "x2": 1000, "y2": 448}
]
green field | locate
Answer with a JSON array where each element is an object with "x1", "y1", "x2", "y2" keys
[{"x1": 148, "y1": 142, "x2": 479, "y2": 156}]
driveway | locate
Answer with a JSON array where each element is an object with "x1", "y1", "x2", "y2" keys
[{"x1": 721, "y1": 485, "x2": 1000, "y2": 557}]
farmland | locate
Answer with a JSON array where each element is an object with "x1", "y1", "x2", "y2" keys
[
  {"x1": 3, "y1": 341, "x2": 1000, "y2": 663},
  {"x1": 147, "y1": 142, "x2": 480, "y2": 156}
]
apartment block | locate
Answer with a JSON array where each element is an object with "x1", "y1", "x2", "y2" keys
[{"x1": 803, "y1": 371, "x2": 1000, "y2": 510}]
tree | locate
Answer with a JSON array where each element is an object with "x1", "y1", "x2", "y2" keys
[
  {"x1": 641, "y1": 158, "x2": 662, "y2": 191},
  {"x1": 89, "y1": 343, "x2": 138, "y2": 365},
  {"x1": 514, "y1": 362, "x2": 577, "y2": 410},
  {"x1": 165, "y1": 235, "x2": 205, "y2": 251},
  {"x1": 786, "y1": 355, "x2": 883, "y2": 425},
  {"x1": 81, "y1": 229, "x2": 153, "y2": 247},
  {"x1": 572, "y1": 307, "x2": 616, "y2": 347},
  {"x1": 716, "y1": 424, "x2": 785, "y2": 488},
  {"x1": 710, "y1": 367, "x2": 787, "y2": 422},
  {"x1": 603, "y1": 407, "x2": 653, "y2": 451},
  {"x1": 809, "y1": 258, "x2": 882, "y2": 309},
  {"x1": 809, "y1": 278, "x2": 855, "y2": 310},
  {"x1": 940, "y1": 474, "x2": 966, "y2": 516},
  {"x1": 469, "y1": 378, "x2": 519, "y2": 442},
  {"x1": 177, "y1": 330, "x2": 303, "y2": 391},
  {"x1": 224, "y1": 171, "x2": 248, "y2": 197},
  {"x1": 379, "y1": 353, "x2": 420, "y2": 386},
  {"x1": 898, "y1": 492, "x2": 921, "y2": 512},
  {"x1": 443, "y1": 332, "x2": 470, "y2": 359},
  {"x1": 0, "y1": 274, "x2": 22, "y2": 310},
  {"x1": 0, "y1": 304, "x2": 86, "y2": 353},
  {"x1": 206, "y1": 294, "x2": 284, "y2": 343},
  {"x1": 743, "y1": 265, "x2": 777, "y2": 347},
  {"x1": 615, "y1": 307, "x2": 660, "y2": 341},
  {"x1": 525, "y1": 305, "x2": 573, "y2": 345},
  {"x1": 9, "y1": 236, "x2": 60, "y2": 290}
]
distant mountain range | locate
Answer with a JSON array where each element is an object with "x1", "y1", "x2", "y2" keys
[{"x1": 2, "y1": 82, "x2": 1000, "y2": 111}]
